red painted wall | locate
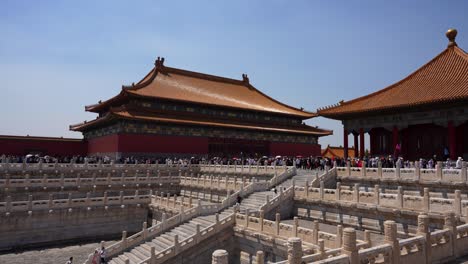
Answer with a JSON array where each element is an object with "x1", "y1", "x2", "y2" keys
[
  {"x1": 87, "y1": 134, "x2": 119, "y2": 154},
  {"x1": 269, "y1": 142, "x2": 321, "y2": 156},
  {"x1": 0, "y1": 136, "x2": 87, "y2": 156},
  {"x1": 117, "y1": 134, "x2": 209, "y2": 154}
]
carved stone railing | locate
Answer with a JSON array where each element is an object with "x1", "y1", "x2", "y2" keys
[
  {"x1": 336, "y1": 161, "x2": 468, "y2": 185},
  {"x1": 143, "y1": 213, "x2": 235, "y2": 264},
  {"x1": 270, "y1": 214, "x2": 468, "y2": 264},
  {"x1": 0, "y1": 192, "x2": 151, "y2": 213},
  {"x1": 294, "y1": 181, "x2": 468, "y2": 217},
  {"x1": 199, "y1": 164, "x2": 286, "y2": 176},
  {"x1": 180, "y1": 175, "x2": 252, "y2": 192},
  {"x1": 259, "y1": 185, "x2": 294, "y2": 214},
  {"x1": 0, "y1": 174, "x2": 178, "y2": 190},
  {"x1": 0, "y1": 161, "x2": 199, "y2": 174},
  {"x1": 310, "y1": 167, "x2": 337, "y2": 188},
  {"x1": 83, "y1": 205, "x2": 200, "y2": 264}
]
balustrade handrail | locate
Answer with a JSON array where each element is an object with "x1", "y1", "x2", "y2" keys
[{"x1": 0, "y1": 193, "x2": 151, "y2": 213}]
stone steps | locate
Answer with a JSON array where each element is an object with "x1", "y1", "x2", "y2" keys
[{"x1": 109, "y1": 213, "x2": 220, "y2": 264}]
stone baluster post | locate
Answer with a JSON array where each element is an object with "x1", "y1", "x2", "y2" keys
[
  {"x1": 85, "y1": 192, "x2": 91, "y2": 207},
  {"x1": 255, "y1": 251, "x2": 264, "y2": 264},
  {"x1": 347, "y1": 161, "x2": 351, "y2": 177},
  {"x1": 364, "y1": 230, "x2": 372, "y2": 247},
  {"x1": 195, "y1": 223, "x2": 200, "y2": 243},
  {"x1": 415, "y1": 161, "x2": 421, "y2": 181},
  {"x1": 335, "y1": 225, "x2": 343, "y2": 247},
  {"x1": 341, "y1": 228, "x2": 358, "y2": 264},
  {"x1": 245, "y1": 209, "x2": 249, "y2": 227},
  {"x1": 312, "y1": 220, "x2": 319, "y2": 244},
  {"x1": 378, "y1": 161, "x2": 382, "y2": 178},
  {"x1": 67, "y1": 193, "x2": 73, "y2": 207},
  {"x1": 120, "y1": 230, "x2": 128, "y2": 250},
  {"x1": 397, "y1": 186, "x2": 403, "y2": 208},
  {"x1": 119, "y1": 191, "x2": 124, "y2": 205},
  {"x1": 423, "y1": 188, "x2": 430, "y2": 212},
  {"x1": 336, "y1": 182, "x2": 341, "y2": 201},
  {"x1": 293, "y1": 216, "x2": 299, "y2": 237},
  {"x1": 304, "y1": 180, "x2": 309, "y2": 198},
  {"x1": 142, "y1": 222, "x2": 148, "y2": 240},
  {"x1": 436, "y1": 162, "x2": 443, "y2": 180},
  {"x1": 266, "y1": 195, "x2": 270, "y2": 205},
  {"x1": 384, "y1": 220, "x2": 400, "y2": 264},
  {"x1": 361, "y1": 161, "x2": 366, "y2": 177},
  {"x1": 454, "y1": 190, "x2": 462, "y2": 216},
  {"x1": 354, "y1": 183, "x2": 360, "y2": 203},
  {"x1": 259, "y1": 209, "x2": 264, "y2": 231},
  {"x1": 27, "y1": 195, "x2": 33, "y2": 211},
  {"x1": 466, "y1": 207, "x2": 468, "y2": 224},
  {"x1": 102, "y1": 191, "x2": 108, "y2": 206},
  {"x1": 461, "y1": 161, "x2": 467, "y2": 183},
  {"x1": 166, "y1": 193, "x2": 170, "y2": 207},
  {"x1": 319, "y1": 181, "x2": 324, "y2": 200},
  {"x1": 173, "y1": 234, "x2": 179, "y2": 254},
  {"x1": 395, "y1": 163, "x2": 401, "y2": 179},
  {"x1": 48, "y1": 194, "x2": 54, "y2": 209},
  {"x1": 6, "y1": 196, "x2": 12, "y2": 212},
  {"x1": 287, "y1": 237, "x2": 302, "y2": 264},
  {"x1": 149, "y1": 246, "x2": 156, "y2": 263},
  {"x1": 444, "y1": 212, "x2": 456, "y2": 257},
  {"x1": 318, "y1": 239, "x2": 325, "y2": 259},
  {"x1": 417, "y1": 213, "x2": 431, "y2": 263},
  {"x1": 212, "y1": 249, "x2": 228, "y2": 264},
  {"x1": 374, "y1": 185, "x2": 380, "y2": 205},
  {"x1": 275, "y1": 213, "x2": 281, "y2": 235}
]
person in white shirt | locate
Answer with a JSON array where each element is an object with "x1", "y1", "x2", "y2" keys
[{"x1": 456, "y1": 157, "x2": 463, "y2": 169}]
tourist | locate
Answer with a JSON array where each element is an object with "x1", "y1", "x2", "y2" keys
[
  {"x1": 92, "y1": 249, "x2": 100, "y2": 264},
  {"x1": 100, "y1": 246, "x2": 107, "y2": 264},
  {"x1": 66, "y1": 257, "x2": 73, "y2": 264},
  {"x1": 236, "y1": 195, "x2": 242, "y2": 206},
  {"x1": 456, "y1": 157, "x2": 463, "y2": 169}
]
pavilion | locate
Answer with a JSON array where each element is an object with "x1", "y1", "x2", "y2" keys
[
  {"x1": 318, "y1": 29, "x2": 468, "y2": 161},
  {"x1": 70, "y1": 58, "x2": 331, "y2": 158}
]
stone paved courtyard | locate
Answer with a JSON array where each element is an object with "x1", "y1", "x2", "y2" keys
[{"x1": 0, "y1": 240, "x2": 117, "y2": 264}]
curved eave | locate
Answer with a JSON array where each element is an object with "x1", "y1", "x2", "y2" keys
[
  {"x1": 319, "y1": 96, "x2": 468, "y2": 120},
  {"x1": 318, "y1": 45, "x2": 468, "y2": 120},
  {"x1": 113, "y1": 111, "x2": 330, "y2": 136},
  {"x1": 69, "y1": 114, "x2": 114, "y2": 132}
]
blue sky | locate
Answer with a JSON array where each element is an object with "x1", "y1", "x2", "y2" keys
[{"x1": 1, "y1": 0, "x2": 467, "y2": 148}]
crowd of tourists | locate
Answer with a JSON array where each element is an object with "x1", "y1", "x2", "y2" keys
[
  {"x1": 332, "y1": 155, "x2": 465, "y2": 169},
  {"x1": 1, "y1": 153, "x2": 464, "y2": 170}
]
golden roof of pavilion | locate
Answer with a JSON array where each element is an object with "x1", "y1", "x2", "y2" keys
[
  {"x1": 318, "y1": 29, "x2": 468, "y2": 119},
  {"x1": 85, "y1": 58, "x2": 316, "y2": 118}
]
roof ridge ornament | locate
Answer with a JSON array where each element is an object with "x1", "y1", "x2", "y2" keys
[
  {"x1": 242, "y1": 73, "x2": 249, "y2": 84},
  {"x1": 446, "y1": 28, "x2": 458, "y2": 47},
  {"x1": 155, "y1": 56, "x2": 165, "y2": 68}
]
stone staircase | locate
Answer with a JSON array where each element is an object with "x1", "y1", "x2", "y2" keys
[
  {"x1": 101, "y1": 167, "x2": 298, "y2": 264},
  {"x1": 109, "y1": 211, "x2": 232, "y2": 264}
]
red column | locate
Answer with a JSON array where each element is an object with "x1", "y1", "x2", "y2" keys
[
  {"x1": 448, "y1": 121, "x2": 456, "y2": 160},
  {"x1": 359, "y1": 128, "x2": 365, "y2": 159},
  {"x1": 343, "y1": 128, "x2": 349, "y2": 159},
  {"x1": 354, "y1": 133, "x2": 359, "y2": 158}
]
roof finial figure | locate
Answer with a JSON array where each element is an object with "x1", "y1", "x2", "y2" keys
[
  {"x1": 446, "y1": 28, "x2": 458, "y2": 47},
  {"x1": 242, "y1": 73, "x2": 249, "y2": 84},
  {"x1": 155, "y1": 56, "x2": 165, "y2": 68}
]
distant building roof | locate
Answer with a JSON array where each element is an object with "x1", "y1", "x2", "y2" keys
[
  {"x1": 318, "y1": 29, "x2": 468, "y2": 119},
  {"x1": 321, "y1": 145, "x2": 355, "y2": 158},
  {"x1": 86, "y1": 58, "x2": 316, "y2": 118}
]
